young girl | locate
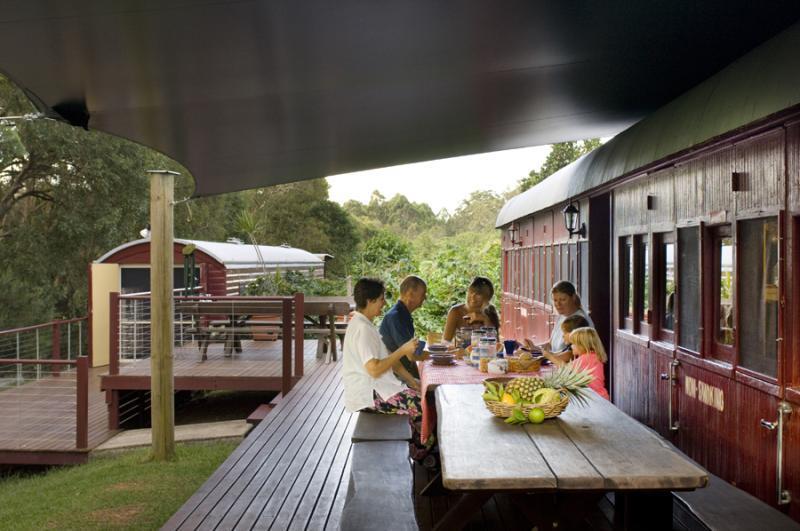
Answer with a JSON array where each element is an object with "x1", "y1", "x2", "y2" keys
[
  {"x1": 541, "y1": 314, "x2": 590, "y2": 366},
  {"x1": 566, "y1": 327, "x2": 609, "y2": 400}
]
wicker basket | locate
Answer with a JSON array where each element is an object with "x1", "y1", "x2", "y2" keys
[
  {"x1": 482, "y1": 382, "x2": 569, "y2": 419},
  {"x1": 506, "y1": 356, "x2": 542, "y2": 373}
]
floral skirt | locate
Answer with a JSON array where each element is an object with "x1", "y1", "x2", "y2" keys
[{"x1": 371, "y1": 388, "x2": 422, "y2": 423}]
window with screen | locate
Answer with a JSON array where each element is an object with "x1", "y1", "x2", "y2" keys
[
  {"x1": 657, "y1": 233, "x2": 676, "y2": 340},
  {"x1": 620, "y1": 237, "x2": 633, "y2": 329},
  {"x1": 712, "y1": 226, "x2": 734, "y2": 353},
  {"x1": 579, "y1": 241, "x2": 589, "y2": 307},
  {"x1": 561, "y1": 243, "x2": 569, "y2": 285},
  {"x1": 738, "y1": 218, "x2": 778, "y2": 376},
  {"x1": 544, "y1": 246, "x2": 552, "y2": 304},
  {"x1": 678, "y1": 227, "x2": 700, "y2": 352},
  {"x1": 638, "y1": 237, "x2": 650, "y2": 327}
]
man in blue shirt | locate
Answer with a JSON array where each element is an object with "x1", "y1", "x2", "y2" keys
[{"x1": 380, "y1": 275, "x2": 427, "y2": 383}]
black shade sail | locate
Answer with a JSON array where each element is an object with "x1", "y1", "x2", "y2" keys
[{"x1": 1, "y1": 1, "x2": 798, "y2": 196}]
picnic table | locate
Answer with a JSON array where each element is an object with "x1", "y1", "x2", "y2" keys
[
  {"x1": 434, "y1": 384, "x2": 708, "y2": 530},
  {"x1": 176, "y1": 296, "x2": 353, "y2": 360}
]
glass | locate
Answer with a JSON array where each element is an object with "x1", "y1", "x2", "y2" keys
[
  {"x1": 738, "y1": 218, "x2": 778, "y2": 376},
  {"x1": 662, "y1": 242, "x2": 675, "y2": 331},
  {"x1": 678, "y1": 228, "x2": 700, "y2": 352},
  {"x1": 716, "y1": 236, "x2": 734, "y2": 346}
]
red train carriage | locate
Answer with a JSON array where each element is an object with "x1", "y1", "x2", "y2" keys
[{"x1": 497, "y1": 24, "x2": 800, "y2": 520}]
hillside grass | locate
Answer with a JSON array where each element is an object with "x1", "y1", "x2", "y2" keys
[{"x1": 0, "y1": 441, "x2": 237, "y2": 530}]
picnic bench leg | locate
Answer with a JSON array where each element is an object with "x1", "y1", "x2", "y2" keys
[
  {"x1": 613, "y1": 491, "x2": 672, "y2": 531},
  {"x1": 433, "y1": 491, "x2": 492, "y2": 531}
]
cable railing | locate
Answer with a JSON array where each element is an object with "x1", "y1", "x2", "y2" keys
[{"x1": 0, "y1": 317, "x2": 87, "y2": 388}]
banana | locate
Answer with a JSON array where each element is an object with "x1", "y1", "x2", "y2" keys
[
  {"x1": 512, "y1": 408, "x2": 527, "y2": 422},
  {"x1": 482, "y1": 392, "x2": 499, "y2": 402}
]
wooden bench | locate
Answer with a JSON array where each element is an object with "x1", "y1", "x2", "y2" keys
[
  {"x1": 351, "y1": 411, "x2": 412, "y2": 443},
  {"x1": 340, "y1": 440, "x2": 418, "y2": 531},
  {"x1": 672, "y1": 474, "x2": 799, "y2": 530}
]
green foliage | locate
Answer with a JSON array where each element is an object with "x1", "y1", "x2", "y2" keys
[
  {"x1": 0, "y1": 441, "x2": 237, "y2": 530},
  {"x1": 445, "y1": 190, "x2": 505, "y2": 235},
  {"x1": 343, "y1": 190, "x2": 441, "y2": 241},
  {"x1": 245, "y1": 269, "x2": 346, "y2": 297},
  {"x1": 413, "y1": 231, "x2": 501, "y2": 335},
  {"x1": 518, "y1": 139, "x2": 602, "y2": 192}
]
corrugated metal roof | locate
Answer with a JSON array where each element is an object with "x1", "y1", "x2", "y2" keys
[
  {"x1": 496, "y1": 21, "x2": 800, "y2": 228},
  {"x1": 96, "y1": 238, "x2": 324, "y2": 270}
]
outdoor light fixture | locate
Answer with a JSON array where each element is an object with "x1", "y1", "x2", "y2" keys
[
  {"x1": 139, "y1": 224, "x2": 151, "y2": 239},
  {"x1": 507, "y1": 223, "x2": 522, "y2": 246},
  {"x1": 562, "y1": 201, "x2": 586, "y2": 239}
]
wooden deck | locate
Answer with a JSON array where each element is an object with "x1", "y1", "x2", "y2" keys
[
  {"x1": 103, "y1": 338, "x2": 323, "y2": 392},
  {"x1": 0, "y1": 366, "x2": 116, "y2": 465},
  {"x1": 164, "y1": 357, "x2": 355, "y2": 530}
]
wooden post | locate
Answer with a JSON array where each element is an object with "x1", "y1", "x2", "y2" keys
[
  {"x1": 294, "y1": 293, "x2": 304, "y2": 378},
  {"x1": 149, "y1": 170, "x2": 179, "y2": 461},
  {"x1": 109, "y1": 292, "x2": 120, "y2": 376},
  {"x1": 76, "y1": 356, "x2": 89, "y2": 449},
  {"x1": 282, "y1": 299, "x2": 292, "y2": 396},
  {"x1": 51, "y1": 322, "x2": 61, "y2": 376}
]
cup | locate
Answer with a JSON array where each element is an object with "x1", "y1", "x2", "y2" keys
[{"x1": 503, "y1": 339, "x2": 518, "y2": 356}]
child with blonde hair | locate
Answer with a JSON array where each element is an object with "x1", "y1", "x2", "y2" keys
[{"x1": 567, "y1": 327, "x2": 609, "y2": 400}]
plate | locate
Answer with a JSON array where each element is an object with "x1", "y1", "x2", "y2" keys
[
  {"x1": 432, "y1": 358, "x2": 457, "y2": 366},
  {"x1": 426, "y1": 343, "x2": 451, "y2": 353}
]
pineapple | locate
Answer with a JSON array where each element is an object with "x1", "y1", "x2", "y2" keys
[
  {"x1": 541, "y1": 364, "x2": 595, "y2": 407},
  {"x1": 505, "y1": 377, "x2": 545, "y2": 402}
]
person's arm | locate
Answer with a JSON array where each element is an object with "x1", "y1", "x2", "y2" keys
[
  {"x1": 364, "y1": 338, "x2": 418, "y2": 378},
  {"x1": 541, "y1": 348, "x2": 571, "y2": 367},
  {"x1": 392, "y1": 362, "x2": 420, "y2": 391},
  {"x1": 443, "y1": 307, "x2": 461, "y2": 342}
]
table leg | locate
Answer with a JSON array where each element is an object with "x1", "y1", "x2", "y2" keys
[
  {"x1": 432, "y1": 491, "x2": 492, "y2": 531},
  {"x1": 328, "y1": 314, "x2": 337, "y2": 361},
  {"x1": 613, "y1": 491, "x2": 673, "y2": 531}
]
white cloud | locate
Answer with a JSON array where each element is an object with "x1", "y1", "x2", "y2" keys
[{"x1": 326, "y1": 145, "x2": 551, "y2": 214}]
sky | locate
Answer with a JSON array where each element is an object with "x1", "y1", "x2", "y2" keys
[{"x1": 326, "y1": 145, "x2": 552, "y2": 214}]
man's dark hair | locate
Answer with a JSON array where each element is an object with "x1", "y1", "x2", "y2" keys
[
  {"x1": 400, "y1": 275, "x2": 427, "y2": 295},
  {"x1": 354, "y1": 277, "x2": 385, "y2": 309}
]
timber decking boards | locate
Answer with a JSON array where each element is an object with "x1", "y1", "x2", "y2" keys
[
  {"x1": 107, "y1": 339, "x2": 322, "y2": 380},
  {"x1": 163, "y1": 358, "x2": 355, "y2": 531},
  {"x1": 0, "y1": 366, "x2": 114, "y2": 454}
]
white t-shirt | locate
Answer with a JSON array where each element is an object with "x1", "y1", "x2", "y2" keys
[
  {"x1": 550, "y1": 309, "x2": 594, "y2": 352},
  {"x1": 342, "y1": 311, "x2": 405, "y2": 412}
]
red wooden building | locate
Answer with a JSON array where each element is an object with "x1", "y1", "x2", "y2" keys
[{"x1": 497, "y1": 25, "x2": 800, "y2": 519}]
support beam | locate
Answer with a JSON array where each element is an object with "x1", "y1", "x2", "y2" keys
[{"x1": 148, "y1": 169, "x2": 179, "y2": 461}]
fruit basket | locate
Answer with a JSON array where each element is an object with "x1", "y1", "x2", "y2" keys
[
  {"x1": 484, "y1": 391, "x2": 569, "y2": 419},
  {"x1": 481, "y1": 365, "x2": 595, "y2": 422}
]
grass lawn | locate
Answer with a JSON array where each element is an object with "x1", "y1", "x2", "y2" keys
[{"x1": 0, "y1": 441, "x2": 238, "y2": 530}]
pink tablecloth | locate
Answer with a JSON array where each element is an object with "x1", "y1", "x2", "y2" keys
[{"x1": 418, "y1": 358, "x2": 552, "y2": 443}]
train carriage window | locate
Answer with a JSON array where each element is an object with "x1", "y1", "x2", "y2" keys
[
  {"x1": 738, "y1": 218, "x2": 778, "y2": 376},
  {"x1": 707, "y1": 225, "x2": 735, "y2": 363},
  {"x1": 637, "y1": 236, "x2": 650, "y2": 330},
  {"x1": 620, "y1": 237, "x2": 633, "y2": 330},
  {"x1": 656, "y1": 233, "x2": 676, "y2": 341},
  {"x1": 561, "y1": 243, "x2": 569, "y2": 285},
  {"x1": 678, "y1": 227, "x2": 701, "y2": 353},
  {"x1": 579, "y1": 241, "x2": 589, "y2": 306},
  {"x1": 533, "y1": 247, "x2": 540, "y2": 302},
  {"x1": 544, "y1": 246, "x2": 552, "y2": 305},
  {"x1": 568, "y1": 243, "x2": 578, "y2": 286},
  {"x1": 503, "y1": 250, "x2": 510, "y2": 292}
]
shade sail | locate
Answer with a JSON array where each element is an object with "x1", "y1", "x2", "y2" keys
[{"x1": 0, "y1": 1, "x2": 798, "y2": 197}]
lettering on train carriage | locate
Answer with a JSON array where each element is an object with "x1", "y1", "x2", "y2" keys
[{"x1": 684, "y1": 375, "x2": 724, "y2": 412}]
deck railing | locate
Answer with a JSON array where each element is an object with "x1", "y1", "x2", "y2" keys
[
  {"x1": 0, "y1": 317, "x2": 88, "y2": 386},
  {"x1": 110, "y1": 294, "x2": 305, "y2": 395}
]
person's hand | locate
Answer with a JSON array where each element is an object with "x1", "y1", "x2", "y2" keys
[{"x1": 400, "y1": 338, "x2": 419, "y2": 360}]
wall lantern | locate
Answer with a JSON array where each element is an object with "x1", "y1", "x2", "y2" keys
[
  {"x1": 507, "y1": 222, "x2": 522, "y2": 246},
  {"x1": 562, "y1": 201, "x2": 586, "y2": 239}
]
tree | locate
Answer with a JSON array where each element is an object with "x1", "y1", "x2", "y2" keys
[
  {"x1": 517, "y1": 139, "x2": 602, "y2": 192},
  {"x1": 446, "y1": 190, "x2": 505, "y2": 235}
]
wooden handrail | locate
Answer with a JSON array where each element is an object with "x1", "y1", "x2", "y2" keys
[
  {"x1": 282, "y1": 299, "x2": 292, "y2": 396},
  {"x1": 294, "y1": 293, "x2": 304, "y2": 378},
  {"x1": 0, "y1": 316, "x2": 87, "y2": 337}
]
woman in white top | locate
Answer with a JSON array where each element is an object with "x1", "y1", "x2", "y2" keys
[
  {"x1": 525, "y1": 280, "x2": 594, "y2": 363},
  {"x1": 343, "y1": 277, "x2": 422, "y2": 422}
]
